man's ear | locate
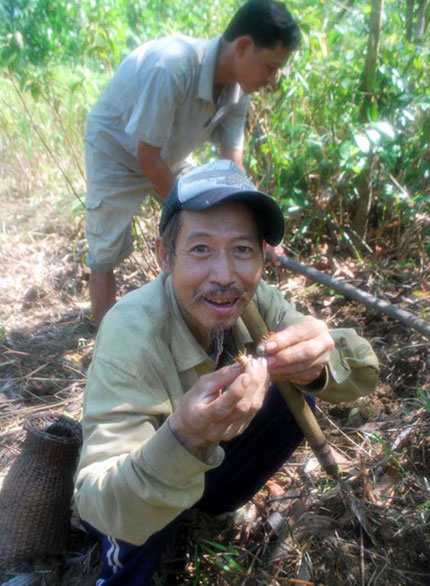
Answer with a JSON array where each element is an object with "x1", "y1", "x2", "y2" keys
[
  {"x1": 155, "y1": 237, "x2": 171, "y2": 274},
  {"x1": 234, "y1": 35, "x2": 254, "y2": 58},
  {"x1": 262, "y1": 241, "x2": 268, "y2": 257}
]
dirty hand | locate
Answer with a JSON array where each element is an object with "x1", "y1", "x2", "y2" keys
[
  {"x1": 169, "y1": 358, "x2": 269, "y2": 457},
  {"x1": 256, "y1": 319, "x2": 335, "y2": 386}
]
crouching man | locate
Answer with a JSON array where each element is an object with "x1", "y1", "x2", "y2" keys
[{"x1": 74, "y1": 160, "x2": 379, "y2": 585}]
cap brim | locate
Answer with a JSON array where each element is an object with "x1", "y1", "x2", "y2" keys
[{"x1": 182, "y1": 187, "x2": 285, "y2": 246}]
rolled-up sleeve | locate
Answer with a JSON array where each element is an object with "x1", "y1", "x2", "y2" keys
[
  {"x1": 316, "y1": 329, "x2": 379, "y2": 403},
  {"x1": 125, "y1": 67, "x2": 184, "y2": 147}
]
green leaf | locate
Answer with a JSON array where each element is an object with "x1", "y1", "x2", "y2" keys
[
  {"x1": 200, "y1": 539, "x2": 238, "y2": 554},
  {"x1": 413, "y1": 56, "x2": 423, "y2": 70},
  {"x1": 374, "y1": 120, "x2": 395, "y2": 139},
  {"x1": 365, "y1": 128, "x2": 381, "y2": 144},
  {"x1": 354, "y1": 133, "x2": 370, "y2": 153},
  {"x1": 217, "y1": 555, "x2": 244, "y2": 573},
  {"x1": 369, "y1": 101, "x2": 378, "y2": 122},
  {"x1": 403, "y1": 109, "x2": 415, "y2": 122}
]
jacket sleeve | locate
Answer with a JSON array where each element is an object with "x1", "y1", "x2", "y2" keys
[
  {"x1": 314, "y1": 328, "x2": 379, "y2": 404},
  {"x1": 254, "y1": 280, "x2": 379, "y2": 404},
  {"x1": 74, "y1": 319, "x2": 223, "y2": 545}
]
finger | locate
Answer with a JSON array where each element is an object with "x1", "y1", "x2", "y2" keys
[
  {"x1": 219, "y1": 421, "x2": 250, "y2": 442},
  {"x1": 289, "y1": 368, "x2": 325, "y2": 385},
  {"x1": 265, "y1": 337, "x2": 333, "y2": 369},
  {"x1": 237, "y1": 356, "x2": 268, "y2": 404},
  {"x1": 200, "y1": 372, "x2": 250, "y2": 420},
  {"x1": 243, "y1": 355, "x2": 268, "y2": 379},
  {"x1": 199, "y1": 363, "x2": 243, "y2": 402},
  {"x1": 201, "y1": 358, "x2": 269, "y2": 423},
  {"x1": 248, "y1": 356, "x2": 269, "y2": 406},
  {"x1": 274, "y1": 365, "x2": 325, "y2": 385},
  {"x1": 269, "y1": 351, "x2": 331, "y2": 377},
  {"x1": 257, "y1": 320, "x2": 331, "y2": 355}
]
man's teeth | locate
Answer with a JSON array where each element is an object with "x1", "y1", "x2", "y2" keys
[{"x1": 206, "y1": 298, "x2": 236, "y2": 306}]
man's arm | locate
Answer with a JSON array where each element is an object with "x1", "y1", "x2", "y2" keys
[
  {"x1": 218, "y1": 142, "x2": 245, "y2": 171},
  {"x1": 137, "y1": 141, "x2": 245, "y2": 202},
  {"x1": 74, "y1": 352, "x2": 222, "y2": 546},
  {"x1": 137, "y1": 141, "x2": 175, "y2": 200}
]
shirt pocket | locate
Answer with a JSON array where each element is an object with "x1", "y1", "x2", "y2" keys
[{"x1": 85, "y1": 197, "x2": 103, "y2": 236}]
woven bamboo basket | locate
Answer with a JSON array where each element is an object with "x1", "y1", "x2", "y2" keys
[{"x1": 0, "y1": 411, "x2": 82, "y2": 566}]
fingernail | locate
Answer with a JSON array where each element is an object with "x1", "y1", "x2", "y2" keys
[
  {"x1": 256, "y1": 344, "x2": 265, "y2": 355},
  {"x1": 265, "y1": 341, "x2": 277, "y2": 351},
  {"x1": 249, "y1": 357, "x2": 258, "y2": 369},
  {"x1": 242, "y1": 374, "x2": 250, "y2": 387},
  {"x1": 259, "y1": 357, "x2": 267, "y2": 368}
]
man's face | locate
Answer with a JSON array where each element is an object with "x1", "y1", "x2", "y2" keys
[
  {"x1": 162, "y1": 203, "x2": 264, "y2": 349},
  {"x1": 236, "y1": 40, "x2": 290, "y2": 94}
]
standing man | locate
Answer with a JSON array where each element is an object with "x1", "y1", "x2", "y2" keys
[
  {"x1": 75, "y1": 160, "x2": 379, "y2": 585},
  {"x1": 84, "y1": 0, "x2": 301, "y2": 325}
]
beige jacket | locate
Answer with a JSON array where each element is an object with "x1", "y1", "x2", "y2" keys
[{"x1": 74, "y1": 274, "x2": 378, "y2": 545}]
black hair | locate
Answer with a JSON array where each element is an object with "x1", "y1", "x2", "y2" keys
[
  {"x1": 161, "y1": 212, "x2": 182, "y2": 266},
  {"x1": 223, "y1": 0, "x2": 300, "y2": 51}
]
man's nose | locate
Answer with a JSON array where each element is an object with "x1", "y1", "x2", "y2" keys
[{"x1": 210, "y1": 251, "x2": 235, "y2": 285}]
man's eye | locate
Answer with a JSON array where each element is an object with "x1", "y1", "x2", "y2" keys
[
  {"x1": 191, "y1": 245, "x2": 209, "y2": 253},
  {"x1": 235, "y1": 245, "x2": 252, "y2": 254}
]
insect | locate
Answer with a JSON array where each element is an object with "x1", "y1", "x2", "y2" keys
[
  {"x1": 261, "y1": 332, "x2": 274, "y2": 343},
  {"x1": 234, "y1": 350, "x2": 250, "y2": 367}
]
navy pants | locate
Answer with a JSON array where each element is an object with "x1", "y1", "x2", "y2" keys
[{"x1": 94, "y1": 386, "x2": 315, "y2": 585}]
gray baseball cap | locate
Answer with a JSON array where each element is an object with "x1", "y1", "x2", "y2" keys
[{"x1": 159, "y1": 160, "x2": 285, "y2": 246}]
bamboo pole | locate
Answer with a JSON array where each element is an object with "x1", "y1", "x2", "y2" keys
[
  {"x1": 241, "y1": 300, "x2": 339, "y2": 478},
  {"x1": 279, "y1": 256, "x2": 430, "y2": 340}
]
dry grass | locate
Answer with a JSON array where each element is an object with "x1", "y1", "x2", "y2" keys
[{"x1": 0, "y1": 180, "x2": 429, "y2": 585}]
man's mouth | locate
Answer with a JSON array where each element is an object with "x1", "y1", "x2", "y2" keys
[
  {"x1": 203, "y1": 296, "x2": 239, "y2": 308},
  {"x1": 199, "y1": 292, "x2": 245, "y2": 316},
  {"x1": 193, "y1": 286, "x2": 246, "y2": 316}
]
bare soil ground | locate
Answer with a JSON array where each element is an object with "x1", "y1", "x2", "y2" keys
[{"x1": 0, "y1": 189, "x2": 429, "y2": 585}]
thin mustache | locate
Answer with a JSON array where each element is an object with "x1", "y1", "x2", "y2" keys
[{"x1": 193, "y1": 285, "x2": 245, "y2": 302}]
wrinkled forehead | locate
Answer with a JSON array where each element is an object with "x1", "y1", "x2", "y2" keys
[{"x1": 177, "y1": 201, "x2": 262, "y2": 241}]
